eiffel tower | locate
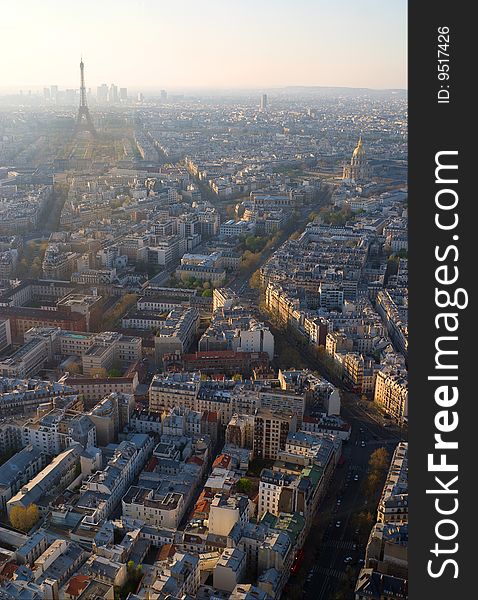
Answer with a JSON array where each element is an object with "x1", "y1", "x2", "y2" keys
[{"x1": 74, "y1": 58, "x2": 96, "y2": 136}]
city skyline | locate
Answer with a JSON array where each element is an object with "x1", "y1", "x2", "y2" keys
[
  {"x1": 0, "y1": 4, "x2": 409, "y2": 598},
  {"x1": 1, "y1": 0, "x2": 407, "y2": 91}
]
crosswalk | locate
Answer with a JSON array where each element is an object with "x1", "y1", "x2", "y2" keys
[
  {"x1": 321, "y1": 540, "x2": 356, "y2": 550},
  {"x1": 313, "y1": 566, "x2": 347, "y2": 581}
]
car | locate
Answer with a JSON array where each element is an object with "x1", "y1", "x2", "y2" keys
[
  {"x1": 352, "y1": 543, "x2": 357, "y2": 550},
  {"x1": 344, "y1": 556, "x2": 353, "y2": 564},
  {"x1": 361, "y1": 441, "x2": 366, "y2": 447},
  {"x1": 336, "y1": 499, "x2": 341, "y2": 505},
  {"x1": 358, "y1": 558, "x2": 365, "y2": 565},
  {"x1": 354, "y1": 474, "x2": 359, "y2": 481},
  {"x1": 335, "y1": 521, "x2": 342, "y2": 528}
]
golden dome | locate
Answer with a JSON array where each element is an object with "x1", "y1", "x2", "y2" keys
[{"x1": 352, "y1": 136, "x2": 365, "y2": 158}]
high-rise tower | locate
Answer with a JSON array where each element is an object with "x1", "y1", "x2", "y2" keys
[
  {"x1": 260, "y1": 93, "x2": 268, "y2": 112},
  {"x1": 74, "y1": 58, "x2": 96, "y2": 136}
]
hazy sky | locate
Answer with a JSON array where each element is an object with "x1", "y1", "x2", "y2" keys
[{"x1": 2, "y1": 0, "x2": 407, "y2": 91}]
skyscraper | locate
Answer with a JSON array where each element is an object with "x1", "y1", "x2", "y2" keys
[
  {"x1": 109, "y1": 84, "x2": 118, "y2": 104},
  {"x1": 97, "y1": 84, "x2": 108, "y2": 103},
  {"x1": 260, "y1": 93, "x2": 268, "y2": 111}
]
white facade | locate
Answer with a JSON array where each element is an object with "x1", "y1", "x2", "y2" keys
[
  {"x1": 213, "y1": 547, "x2": 246, "y2": 593},
  {"x1": 122, "y1": 487, "x2": 184, "y2": 529},
  {"x1": 324, "y1": 388, "x2": 341, "y2": 416},
  {"x1": 208, "y1": 494, "x2": 249, "y2": 537},
  {"x1": 237, "y1": 327, "x2": 274, "y2": 360}
]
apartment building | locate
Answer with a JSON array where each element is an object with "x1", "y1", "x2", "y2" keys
[
  {"x1": 7, "y1": 445, "x2": 82, "y2": 514},
  {"x1": 253, "y1": 408, "x2": 297, "y2": 460},
  {"x1": 226, "y1": 414, "x2": 255, "y2": 449},
  {"x1": 21, "y1": 411, "x2": 96, "y2": 454},
  {"x1": 257, "y1": 388, "x2": 306, "y2": 426},
  {"x1": 208, "y1": 493, "x2": 250, "y2": 537},
  {"x1": 0, "y1": 318, "x2": 11, "y2": 354},
  {"x1": 78, "y1": 433, "x2": 154, "y2": 521},
  {"x1": 60, "y1": 373, "x2": 139, "y2": 404},
  {"x1": 377, "y1": 442, "x2": 408, "y2": 525},
  {"x1": 82, "y1": 332, "x2": 141, "y2": 376},
  {"x1": 355, "y1": 568, "x2": 408, "y2": 600},
  {"x1": 0, "y1": 445, "x2": 48, "y2": 511},
  {"x1": 176, "y1": 264, "x2": 226, "y2": 286},
  {"x1": 214, "y1": 547, "x2": 247, "y2": 593},
  {"x1": 374, "y1": 366, "x2": 408, "y2": 423},
  {"x1": 149, "y1": 374, "x2": 200, "y2": 413},
  {"x1": 154, "y1": 307, "x2": 199, "y2": 363},
  {"x1": 154, "y1": 553, "x2": 200, "y2": 598},
  {"x1": 121, "y1": 486, "x2": 184, "y2": 529},
  {"x1": 0, "y1": 336, "x2": 50, "y2": 378},
  {"x1": 257, "y1": 469, "x2": 297, "y2": 519}
]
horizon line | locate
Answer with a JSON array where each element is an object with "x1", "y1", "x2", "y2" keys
[{"x1": 0, "y1": 84, "x2": 408, "y2": 93}]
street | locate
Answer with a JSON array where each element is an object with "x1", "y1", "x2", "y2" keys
[{"x1": 294, "y1": 394, "x2": 405, "y2": 600}]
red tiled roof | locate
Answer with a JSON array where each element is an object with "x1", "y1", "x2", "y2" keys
[
  {"x1": 65, "y1": 575, "x2": 91, "y2": 597},
  {"x1": 202, "y1": 410, "x2": 218, "y2": 423},
  {"x1": 184, "y1": 350, "x2": 239, "y2": 359},
  {"x1": 213, "y1": 453, "x2": 232, "y2": 469},
  {"x1": 157, "y1": 544, "x2": 176, "y2": 562},
  {"x1": 0, "y1": 562, "x2": 19, "y2": 581},
  {"x1": 193, "y1": 497, "x2": 211, "y2": 516}
]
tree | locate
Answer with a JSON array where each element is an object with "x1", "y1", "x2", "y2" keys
[
  {"x1": 369, "y1": 447, "x2": 390, "y2": 474},
  {"x1": 386, "y1": 255, "x2": 400, "y2": 280},
  {"x1": 66, "y1": 361, "x2": 81, "y2": 375},
  {"x1": 353, "y1": 510, "x2": 373, "y2": 535},
  {"x1": 9, "y1": 504, "x2": 40, "y2": 532},
  {"x1": 362, "y1": 447, "x2": 390, "y2": 502},
  {"x1": 90, "y1": 368, "x2": 108, "y2": 378},
  {"x1": 240, "y1": 250, "x2": 260, "y2": 272},
  {"x1": 278, "y1": 345, "x2": 304, "y2": 369},
  {"x1": 202, "y1": 289, "x2": 212, "y2": 297},
  {"x1": 249, "y1": 269, "x2": 262, "y2": 289},
  {"x1": 236, "y1": 478, "x2": 252, "y2": 494},
  {"x1": 103, "y1": 293, "x2": 137, "y2": 329},
  {"x1": 127, "y1": 560, "x2": 136, "y2": 573},
  {"x1": 362, "y1": 471, "x2": 381, "y2": 499}
]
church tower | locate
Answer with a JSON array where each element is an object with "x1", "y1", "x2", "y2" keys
[{"x1": 343, "y1": 136, "x2": 371, "y2": 183}]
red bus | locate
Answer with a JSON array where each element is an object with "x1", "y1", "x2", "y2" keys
[{"x1": 290, "y1": 549, "x2": 305, "y2": 575}]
